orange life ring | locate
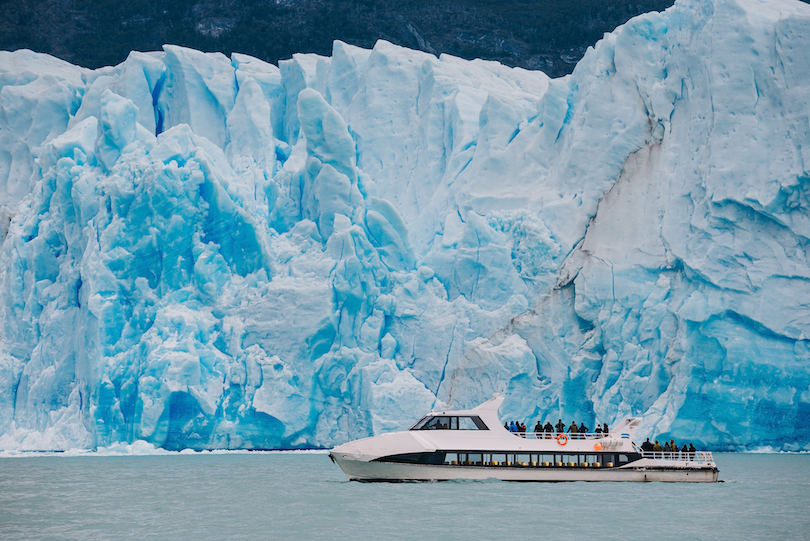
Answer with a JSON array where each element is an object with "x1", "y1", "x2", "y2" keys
[{"x1": 557, "y1": 434, "x2": 568, "y2": 446}]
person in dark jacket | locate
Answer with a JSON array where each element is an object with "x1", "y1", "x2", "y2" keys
[
  {"x1": 688, "y1": 443, "x2": 696, "y2": 460},
  {"x1": 663, "y1": 441, "x2": 671, "y2": 458},
  {"x1": 578, "y1": 422, "x2": 588, "y2": 435},
  {"x1": 544, "y1": 421, "x2": 554, "y2": 439},
  {"x1": 595, "y1": 425, "x2": 603, "y2": 436},
  {"x1": 519, "y1": 422, "x2": 526, "y2": 434},
  {"x1": 641, "y1": 438, "x2": 654, "y2": 453},
  {"x1": 555, "y1": 419, "x2": 565, "y2": 433},
  {"x1": 602, "y1": 423, "x2": 609, "y2": 435},
  {"x1": 504, "y1": 421, "x2": 509, "y2": 430},
  {"x1": 534, "y1": 421, "x2": 543, "y2": 436},
  {"x1": 681, "y1": 443, "x2": 689, "y2": 459}
]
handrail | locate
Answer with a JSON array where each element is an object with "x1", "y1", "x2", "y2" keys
[
  {"x1": 516, "y1": 431, "x2": 609, "y2": 440},
  {"x1": 638, "y1": 450, "x2": 714, "y2": 463}
]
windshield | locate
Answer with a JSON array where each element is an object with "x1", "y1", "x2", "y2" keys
[{"x1": 410, "y1": 415, "x2": 488, "y2": 430}]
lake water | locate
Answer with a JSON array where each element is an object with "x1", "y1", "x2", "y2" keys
[{"x1": 0, "y1": 452, "x2": 808, "y2": 540}]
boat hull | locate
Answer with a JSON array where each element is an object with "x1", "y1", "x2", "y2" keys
[{"x1": 332, "y1": 456, "x2": 718, "y2": 483}]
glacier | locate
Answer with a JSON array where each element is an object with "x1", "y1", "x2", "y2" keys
[{"x1": 1, "y1": 0, "x2": 809, "y2": 452}]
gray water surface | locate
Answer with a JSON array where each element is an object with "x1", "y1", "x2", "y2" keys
[{"x1": 0, "y1": 453, "x2": 807, "y2": 540}]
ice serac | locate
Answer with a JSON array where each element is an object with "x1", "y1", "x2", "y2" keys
[{"x1": 1, "y1": 0, "x2": 810, "y2": 452}]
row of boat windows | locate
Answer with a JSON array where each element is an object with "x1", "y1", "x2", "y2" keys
[
  {"x1": 444, "y1": 453, "x2": 632, "y2": 468},
  {"x1": 410, "y1": 416, "x2": 489, "y2": 430},
  {"x1": 376, "y1": 451, "x2": 635, "y2": 468}
]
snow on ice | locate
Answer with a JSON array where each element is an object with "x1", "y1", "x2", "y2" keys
[{"x1": 0, "y1": 0, "x2": 809, "y2": 451}]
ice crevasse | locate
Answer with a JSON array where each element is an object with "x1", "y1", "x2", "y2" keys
[{"x1": 1, "y1": 0, "x2": 809, "y2": 451}]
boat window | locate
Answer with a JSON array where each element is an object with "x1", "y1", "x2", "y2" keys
[
  {"x1": 410, "y1": 416, "x2": 430, "y2": 430},
  {"x1": 373, "y1": 452, "x2": 446, "y2": 465},
  {"x1": 419, "y1": 416, "x2": 451, "y2": 430},
  {"x1": 459, "y1": 416, "x2": 487, "y2": 430},
  {"x1": 444, "y1": 452, "x2": 458, "y2": 465},
  {"x1": 411, "y1": 415, "x2": 489, "y2": 430},
  {"x1": 619, "y1": 454, "x2": 629, "y2": 463}
]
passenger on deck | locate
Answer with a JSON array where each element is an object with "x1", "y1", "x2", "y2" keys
[
  {"x1": 579, "y1": 422, "x2": 588, "y2": 434},
  {"x1": 688, "y1": 443, "x2": 696, "y2": 460},
  {"x1": 534, "y1": 421, "x2": 543, "y2": 435},
  {"x1": 670, "y1": 440, "x2": 677, "y2": 457},
  {"x1": 504, "y1": 422, "x2": 509, "y2": 430},
  {"x1": 641, "y1": 438, "x2": 654, "y2": 453},
  {"x1": 567, "y1": 421, "x2": 578, "y2": 435},
  {"x1": 555, "y1": 419, "x2": 565, "y2": 433},
  {"x1": 663, "y1": 441, "x2": 671, "y2": 457},
  {"x1": 681, "y1": 443, "x2": 688, "y2": 458},
  {"x1": 509, "y1": 421, "x2": 517, "y2": 433},
  {"x1": 595, "y1": 425, "x2": 603, "y2": 436},
  {"x1": 602, "y1": 423, "x2": 609, "y2": 435},
  {"x1": 653, "y1": 440, "x2": 663, "y2": 458},
  {"x1": 544, "y1": 421, "x2": 554, "y2": 438},
  {"x1": 519, "y1": 423, "x2": 526, "y2": 434}
]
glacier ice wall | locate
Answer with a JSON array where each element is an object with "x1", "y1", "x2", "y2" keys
[{"x1": 1, "y1": 0, "x2": 809, "y2": 451}]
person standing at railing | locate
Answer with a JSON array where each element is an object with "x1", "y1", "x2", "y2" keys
[
  {"x1": 595, "y1": 425, "x2": 603, "y2": 437},
  {"x1": 567, "y1": 421, "x2": 579, "y2": 439},
  {"x1": 509, "y1": 421, "x2": 517, "y2": 433},
  {"x1": 579, "y1": 422, "x2": 588, "y2": 437},
  {"x1": 555, "y1": 419, "x2": 565, "y2": 434},
  {"x1": 534, "y1": 421, "x2": 543, "y2": 437},
  {"x1": 544, "y1": 421, "x2": 554, "y2": 439},
  {"x1": 519, "y1": 422, "x2": 526, "y2": 434},
  {"x1": 681, "y1": 443, "x2": 688, "y2": 459},
  {"x1": 653, "y1": 440, "x2": 663, "y2": 458},
  {"x1": 663, "y1": 441, "x2": 671, "y2": 458},
  {"x1": 641, "y1": 438, "x2": 654, "y2": 453},
  {"x1": 602, "y1": 423, "x2": 609, "y2": 435},
  {"x1": 688, "y1": 443, "x2": 696, "y2": 460}
]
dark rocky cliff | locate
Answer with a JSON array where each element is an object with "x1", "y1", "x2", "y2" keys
[{"x1": 2, "y1": 0, "x2": 679, "y2": 77}]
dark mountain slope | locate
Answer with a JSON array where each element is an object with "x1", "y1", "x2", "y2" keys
[
  {"x1": 4, "y1": 0, "x2": 807, "y2": 77},
  {"x1": 2, "y1": 0, "x2": 677, "y2": 77}
]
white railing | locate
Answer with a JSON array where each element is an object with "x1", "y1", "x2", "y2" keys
[
  {"x1": 517, "y1": 431, "x2": 608, "y2": 440},
  {"x1": 639, "y1": 450, "x2": 714, "y2": 463}
]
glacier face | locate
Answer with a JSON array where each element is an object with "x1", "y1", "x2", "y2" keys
[{"x1": 0, "y1": 0, "x2": 809, "y2": 451}]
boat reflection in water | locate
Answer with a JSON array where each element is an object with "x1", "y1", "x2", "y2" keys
[{"x1": 329, "y1": 395, "x2": 718, "y2": 482}]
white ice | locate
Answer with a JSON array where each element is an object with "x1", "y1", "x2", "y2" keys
[{"x1": 0, "y1": 0, "x2": 809, "y2": 451}]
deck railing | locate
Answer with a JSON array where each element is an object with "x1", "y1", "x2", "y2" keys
[
  {"x1": 517, "y1": 431, "x2": 607, "y2": 440},
  {"x1": 639, "y1": 450, "x2": 714, "y2": 463}
]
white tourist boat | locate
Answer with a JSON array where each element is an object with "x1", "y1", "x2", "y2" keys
[{"x1": 329, "y1": 395, "x2": 718, "y2": 482}]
